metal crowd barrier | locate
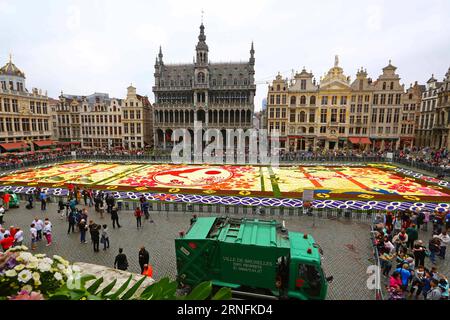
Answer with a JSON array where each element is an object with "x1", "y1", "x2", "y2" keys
[{"x1": 370, "y1": 216, "x2": 385, "y2": 300}]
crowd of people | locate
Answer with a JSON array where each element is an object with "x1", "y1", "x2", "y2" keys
[
  {"x1": 396, "y1": 147, "x2": 449, "y2": 171},
  {"x1": 0, "y1": 151, "x2": 71, "y2": 169},
  {"x1": 372, "y1": 209, "x2": 450, "y2": 300},
  {"x1": 0, "y1": 186, "x2": 156, "y2": 278}
]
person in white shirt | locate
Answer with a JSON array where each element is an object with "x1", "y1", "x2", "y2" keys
[
  {"x1": 30, "y1": 224, "x2": 37, "y2": 250},
  {"x1": 32, "y1": 217, "x2": 44, "y2": 241},
  {"x1": 14, "y1": 228, "x2": 24, "y2": 246},
  {"x1": 0, "y1": 228, "x2": 5, "y2": 241},
  {"x1": 438, "y1": 230, "x2": 450, "y2": 260},
  {"x1": 0, "y1": 205, "x2": 4, "y2": 224},
  {"x1": 43, "y1": 221, "x2": 52, "y2": 246}
]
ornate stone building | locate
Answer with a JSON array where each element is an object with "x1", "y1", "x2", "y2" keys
[
  {"x1": 152, "y1": 23, "x2": 256, "y2": 149},
  {"x1": 122, "y1": 85, "x2": 153, "y2": 149},
  {"x1": 267, "y1": 58, "x2": 419, "y2": 152},
  {"x1": 417, "y1": 75, "x2": 442, "y2": 148},
  {"x1": 401, "y1": 82, "x2": 425, "y2": 149},
  {"x1": 434, "y1": 68, "x2": 450, "y2": 149},
  {"x1": 370, "y1": 61, "x2": 405, "y2": 151},
  {"x1": 0, "y1": 56, "x2": 53, "y2": 152},
  {"x1": 316, "y1": 57, "x2": 352, "y2": 150}
]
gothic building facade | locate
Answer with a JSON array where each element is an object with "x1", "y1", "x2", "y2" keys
[{"x1": 152, "y1": 23, "x2": 256, "y2": 149}]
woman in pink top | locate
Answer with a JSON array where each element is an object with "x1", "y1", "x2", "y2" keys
[{"x1": 388, "y1": 271, "x2": 404, "y2": 300}]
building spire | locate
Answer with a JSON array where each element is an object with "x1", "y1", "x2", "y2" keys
[
  {"x1": 249, "y1": 42, "x2": 255, "y2": 66},
  {"x1": 334, "y1": 55, "x2": 339, "y2": 67},
  {"x1": 9, "y1": 53, "x2": 12, "y2": 63}
]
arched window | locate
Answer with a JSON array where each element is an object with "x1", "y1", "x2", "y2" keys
[
  {"x1": 390, "y1": 82, "x2": 394, "y2": 90},
  {"x1": 310, "y1": 96, "x2": 316, "y2": 105},
  {"x1": 383, "y1": 82, "x2": 386, "y2": 90},
  {"x1": 234, "y1": 79, "x2": 238, "y2": 85},
  {"x1": 300, "y1": 96, "x2": 307, "y2": 105},
  {"x1": 197, "y1": 72, "x2": 205, "y2": 83},
  {"x1": 223, "y1": 79, "x2": 227, "y2": 86},
  {"x1": 277, "y1": 85, "x2": 280, "y2": 91},
  {"x1": 290, "y1": 96, "x2": 296, "y2": 105},
  {"x1": 309, "y1": 127, "x2": 314, "y2": 134}
]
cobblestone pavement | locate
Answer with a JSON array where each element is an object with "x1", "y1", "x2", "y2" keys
[{"x1": 2, "y1": 201, "x2": 376, "y2": 300}]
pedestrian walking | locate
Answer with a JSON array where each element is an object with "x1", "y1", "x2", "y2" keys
[
  {"x1": 408, "y1": 266, "x2": 425, "y2": 299},
  {"x1": 114, "y1": 248, "x2": 128, "y2": 271},
  {"x1": 67, "y1": 210, "x2": 76, "y2": 234},
  {"x1": 429, "y1": 236, "x2": 441, "y2": 265},
  {"x1": 438, "y1": 230, "x2": 450, "y2": 259},
  {"x1": 39, "y1": 192, "x2": 47, "y2": 211},
  {"x1": 30, "y1": 224, "x2": 37, "y2": 250},
  {"x1": 3, "y1": 193, "x2": 10, "y2": 211},
  {"x1": 58, "y1": 198, "x2": 65, "y2": 219},
  {"x1": 79, "y1": 219, "x2": 88, "y2": 244},
  {"x1": 0, "y1": 234, "x2": 14, "y2": 252},
  {"x1": 43, "y1": 221, "x2": 52, "y2": 246},
  {"x1": 99, "y1": 201, "x2": 106, "y2": 219},
  {"x1": 101, "y1": 224, "x2": 110, "y2": 251},
  {"x1": 413, "y1": 240, "x2": 426, "y2": 268},
  {"x1": 13, "y1": 227, "x2": 23, "y2": 246},
  {"x1": 138, "y1": 246, "x2": 150, "y2": 274},
  {"x1": 32, "y1": 217, "x2": 44, "y2": 241},
  {"x1": 0, "y1": 205, "x2": 4, "y2": 225},
  {"x1": 135, "y1": 207, "x2": 143, "y2": 229},
  {"x1": 111, "y1": 206, "x2": 121, "y2": 229},
  {"x1": 27, "y1": 194, "x2": 34, "y2": 210},
  {"x1": 89, "y1": 220, "x2": 101, "y2": 252},
  {"x1": 406, "y1": 224, "x2": 418, "y2": 250},
  {"x1": 426, "y1": 279, "x2": 442, "y2": 300}
]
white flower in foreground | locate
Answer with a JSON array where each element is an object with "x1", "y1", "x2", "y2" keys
[
  {"x1": 54, "y1": 272, "x2": 63, "y2": 281},
  {"x1": 26, "y1": 262, "x2": 38, "y2": 270},
  {"x1": 18, "y1": 252, "x2": 33, "y2": 262},
  {"x1": 5, "y1": 270, "x2": 17, "y2": 277},
  {"x1": 42, "y1": 257, "x2": 53, "y2": 265},
  {"x1": 37, "y1": 262, "x2": 51, "y2": 272},
  {"x1": 57, "y1": 263, "x2": 66, "y2": 271},
  {"x1": 18, "y1": 270, "x2": 32, "y2": 283}
]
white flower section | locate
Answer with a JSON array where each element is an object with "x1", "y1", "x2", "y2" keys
[
  {"x1": 54, "y1": 272, "x2": 63, "y2": 281},
  {"x1": 17, "y1": 270, "x2": 32, "y2": 283}
]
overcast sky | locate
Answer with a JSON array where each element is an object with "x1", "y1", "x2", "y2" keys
[{"x1": 1, "y1": 0, "x2": 449, "y2": 110}]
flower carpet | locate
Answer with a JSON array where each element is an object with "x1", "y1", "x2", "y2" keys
[{"x1": 0, "y1": 162, "x2": 448, "y2": 211}]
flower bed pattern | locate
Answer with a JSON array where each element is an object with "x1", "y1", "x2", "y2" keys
[{"x1": 0, "y1": 162, "x2": 448, "y2": 210}]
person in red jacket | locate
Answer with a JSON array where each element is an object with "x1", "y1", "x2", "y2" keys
[
  {"x1": 9, "y1": 226, "x2": 17, "y2": 239},
  {"x1": 0, "y1": 234, "x2": 14, "y2": 252},
  {"x1": 3, "y1": 193, "x2": 10, "y2": 211},
  {"x1": 141, "y1": 264, "x2": 153, "y2": 278},
  {"x1": 134, "y1": 207, "x2": 143, "y2": 229}
]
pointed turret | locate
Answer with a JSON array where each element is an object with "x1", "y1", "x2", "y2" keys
[
  {"x1": 158, "y1": 46, "x2": 164, "y2": 64},
  {"x1": 195, "y1": 23, "x2": 208, "y2": 65},
  {"x1": 249, "y1": 42, "x2": 255, "y2": 66}
]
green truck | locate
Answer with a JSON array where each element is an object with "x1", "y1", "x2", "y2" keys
[{"x1": 175, "y1": 217, "x2": 333, "y2": 300}]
